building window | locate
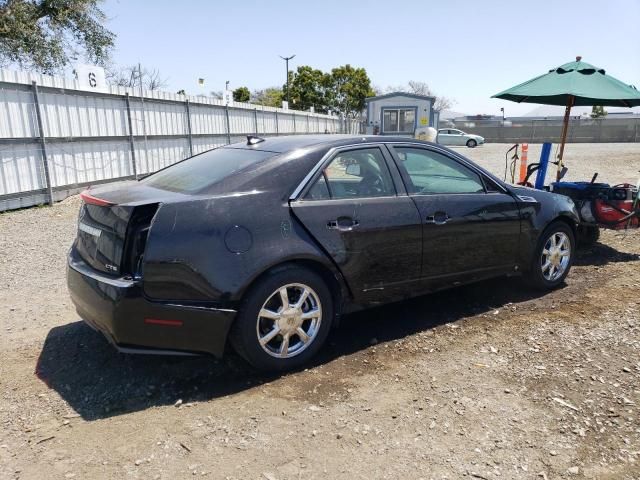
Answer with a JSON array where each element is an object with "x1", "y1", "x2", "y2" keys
[{"x1": 382, "y1": 108, "x2": 415, "y2": 133}]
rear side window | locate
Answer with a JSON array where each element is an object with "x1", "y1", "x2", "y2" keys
[
  {"x1": 393, "y1": 147, "x2": 485, "y2": 195},
  {"x1": 142, "y1": 148, "x2": 276, "y2": 193},
  {"x1": 304, "y1": 147, "x2": 396, "y2": 200}
]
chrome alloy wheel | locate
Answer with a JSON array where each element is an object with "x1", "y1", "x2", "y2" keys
[
  {"x1": 541, "y1": 231, "x2": 571, "y2": 281},
  {"x1": 256, "y1": 283, "x2": 322, "y2": 358}
]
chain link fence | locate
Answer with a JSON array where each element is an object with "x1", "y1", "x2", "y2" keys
[{"x1": 443, "y1": 117, "x2": 640, "y2": 144}]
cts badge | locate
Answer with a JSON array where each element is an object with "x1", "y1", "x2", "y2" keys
[{"x1": 79, "y1": 222, "x2": 102, "y2": 237}]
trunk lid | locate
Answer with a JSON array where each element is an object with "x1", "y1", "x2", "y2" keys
[
  {"x1": 74, "y1": 182, "x2": 187, "y2": 276},
  {"x1": 76, "y1": 201, "x2": 134, "y2": 275}
]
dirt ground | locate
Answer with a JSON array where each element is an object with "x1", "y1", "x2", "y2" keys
[{"x1": 1, "y1": 143, "x2": 640, "y2": 480}]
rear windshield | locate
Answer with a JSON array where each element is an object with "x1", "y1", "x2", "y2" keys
[{"x1": 142, "y1": 148, "x2": 277, "y2": 193}]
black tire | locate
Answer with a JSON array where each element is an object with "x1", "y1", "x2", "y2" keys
[
  {"x1": 229, "y1": 266, "x2": 333, "y2": 372},
  {"x1": 466, "y1": 139, "x2": 477, "y2": 148},
  {"x1": 525, "y1": 221, "x2": 575, "y2": 290},
  {"x1": 577, "y1": 225, "x2": 600, "y2": 248}
]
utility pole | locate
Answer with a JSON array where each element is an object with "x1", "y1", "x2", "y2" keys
[{"x1": 279, "y1": 55, "x2": 295, "y2": 105}]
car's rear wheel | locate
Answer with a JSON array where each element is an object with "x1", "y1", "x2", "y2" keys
[
  {"x1": 466, "y1": 139, "x2": 477, "y2": 148},
  {"x1": 230, "y1": 266, "x2": 333, "y2": 371},
  {"x1": 525, "y1": 221, "x2": 575, "y2": 289}
]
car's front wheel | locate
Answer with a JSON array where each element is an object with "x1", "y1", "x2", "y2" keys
[
  {"x1": 466, "y1": 139, "x2": 477, "y2": 148},
  {"x1": 525, "y1": 221, "x2": 575, "y2": 289},
  {"x1": 230, "y1": 266, "x2": 333, "y2": 371}
]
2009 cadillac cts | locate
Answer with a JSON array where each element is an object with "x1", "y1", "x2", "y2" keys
[{"x1": 67, "y1": 135, "x2": 579, "y2": 370}]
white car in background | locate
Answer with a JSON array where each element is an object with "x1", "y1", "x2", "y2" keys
[{"x1": 437, "y1": 128, "x2": 485, "y2": 148}]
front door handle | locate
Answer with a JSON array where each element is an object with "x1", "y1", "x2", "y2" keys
[
  {"x1": 327, "y1": 216, "x2": 360, "y2": 231},
  {"x1": 425, "y1": 212, "x2": 450, "y2": 225}
]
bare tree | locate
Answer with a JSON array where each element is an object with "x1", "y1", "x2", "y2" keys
[
  {"x1": 106, "y1": 65, "x2": 168, "y2": 91},
  {"x1": 384, "y1": 81, "x2": 454, "y2": 112},
  {"x1": 144, "y1": 68, "x2": 168, "y2": 91}
]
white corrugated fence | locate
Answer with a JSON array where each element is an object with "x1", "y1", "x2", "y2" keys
[{"x1": 0, "y1": 68, "x2": 362, "y2": 211}]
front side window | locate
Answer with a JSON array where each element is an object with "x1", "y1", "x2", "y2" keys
[
  {"x1": 382, "y1": 108, "x2": 415, "y2": 133},
  {"x1": 393, "y1": 147, "x2": 485, "y2": 195},
  {"x1": 305, "y1": 148, "x2": 396, "y2": 200}
]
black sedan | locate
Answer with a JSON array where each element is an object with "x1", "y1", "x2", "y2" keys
[{"x1": 67, "y1": 135, "x2": 579, "y2": 370}]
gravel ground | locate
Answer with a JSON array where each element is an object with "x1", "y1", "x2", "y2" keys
[
  {"x1": 1, "y1": 143, "x2": 640, "y2": 480},
  {"x1": 458, "y1": 142, "x2": 640, "y2": 186}
]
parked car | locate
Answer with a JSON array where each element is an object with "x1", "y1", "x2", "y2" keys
[
  {"x1": 437, "y1": 128, "x2": 485, "y2": 148},
  {"x1": 67, "y1": 135, "x2": 578, "y2": 371}
]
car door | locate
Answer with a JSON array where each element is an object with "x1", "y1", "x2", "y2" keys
[
  {"x1": 388, "y1": 144, "x2": 521, "y2": 286},
  {"x1": 290, "y1": 145, "x2": 423, "y2": 304},
  {"x1": 449, "y1": 129, "x2": 466, "y2": 146},
  {"x1": 437, "y1": 129, "x2": 452, "y2": 145}
]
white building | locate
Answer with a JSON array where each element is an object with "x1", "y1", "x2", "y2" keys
[{"x1": 364, "y1": 92, "x2": 438, "y2": 136}]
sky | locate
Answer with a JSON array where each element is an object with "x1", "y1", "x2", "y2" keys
[{"x1": 102, "y1": 0, "x2": 640, "y2": 116}]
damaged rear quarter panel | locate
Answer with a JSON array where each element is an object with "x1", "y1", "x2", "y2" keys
[{"x1": 142, "y1": 191, "x2": 336, "y2": 306}]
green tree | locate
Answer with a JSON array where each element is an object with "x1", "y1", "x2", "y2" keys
[
  {"x1": 590, "y1": 105, "x2": 607, "y2": 118},
  {"x1": 327, "y1": 64, "x2": 375, "y2": 117},
  {"x1": 0, "y1": 0, "x2": 115, "y2": 74},
  {"x1": 286, "y1": 65, "x2": 331, "y2": 112},
  {"x1": 283, "y1": 64, "x2": 374, "y2": 117},
  {"x1": 233, "y1": 86, "x2": 250, "y2": 103},
  {"x1": 251, "y1": 87, "x2": 283, "y2": 108}
]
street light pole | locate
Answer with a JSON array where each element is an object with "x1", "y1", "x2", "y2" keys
[{"x1": 279, "y1": 54, "x2": 295, "y2": 105}]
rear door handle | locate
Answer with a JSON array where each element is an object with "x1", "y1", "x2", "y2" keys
[
  {"x1": 425, "y1": 212, "x2": 450, "y2": 225},
  {"x1": 327, "y1": 216, "x2": 360, "y2": 231}
]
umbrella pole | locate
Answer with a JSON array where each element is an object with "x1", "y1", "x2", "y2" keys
[{"x1": 556, "y1": 94, "x2": 575, "y2": 181}]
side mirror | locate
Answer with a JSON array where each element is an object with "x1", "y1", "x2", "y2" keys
[{"x1": 345, "y1": 163, "x2": 361, "y2": 176}]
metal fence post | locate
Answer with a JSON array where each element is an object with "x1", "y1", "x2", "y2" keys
[
  {"x1": 185, "y1": 99, "x2": 194, "y2": 156},
  {"x1": 307, "y1": 114, "x2": 310, "y2": 133},
  {"x1": 293, "y1": 113, "x2": 296, "y2": 134},
  {"x1": 253, "y1": 108, "x2": 259, "y2": 135},
  {"x1": 124, "y1": 93, "x2": 138, "y2": 179},
  {"x1": 224, "y1": 105, "x2": 231, "y2": 144},
  {"x1": 275, "y1": 111, "x2": 279, "y2": 136},
  {"x1": 31, "y1": 81, "x2": 53, "y2": 205}
]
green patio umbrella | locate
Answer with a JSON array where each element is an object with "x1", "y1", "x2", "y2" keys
[{"x1": 492, "y1": 56, "x2": 640, "y2": 181}]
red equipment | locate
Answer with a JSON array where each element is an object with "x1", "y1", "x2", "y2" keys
[{"x1": 551, "y1": 181, "x2": 640, "y2": 230}]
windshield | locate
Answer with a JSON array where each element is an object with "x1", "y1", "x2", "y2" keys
[{"x1": 142, "y1": 148, "x2": 277, "y2": 193}]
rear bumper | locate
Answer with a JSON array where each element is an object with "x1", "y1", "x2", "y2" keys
[{"x1": 66, "y1": 250, "x2": 236, "y2": 357}]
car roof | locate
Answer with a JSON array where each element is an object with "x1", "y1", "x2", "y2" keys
[{"x1": 222, "y1": 134, "x2": 431, "y2": 154}]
